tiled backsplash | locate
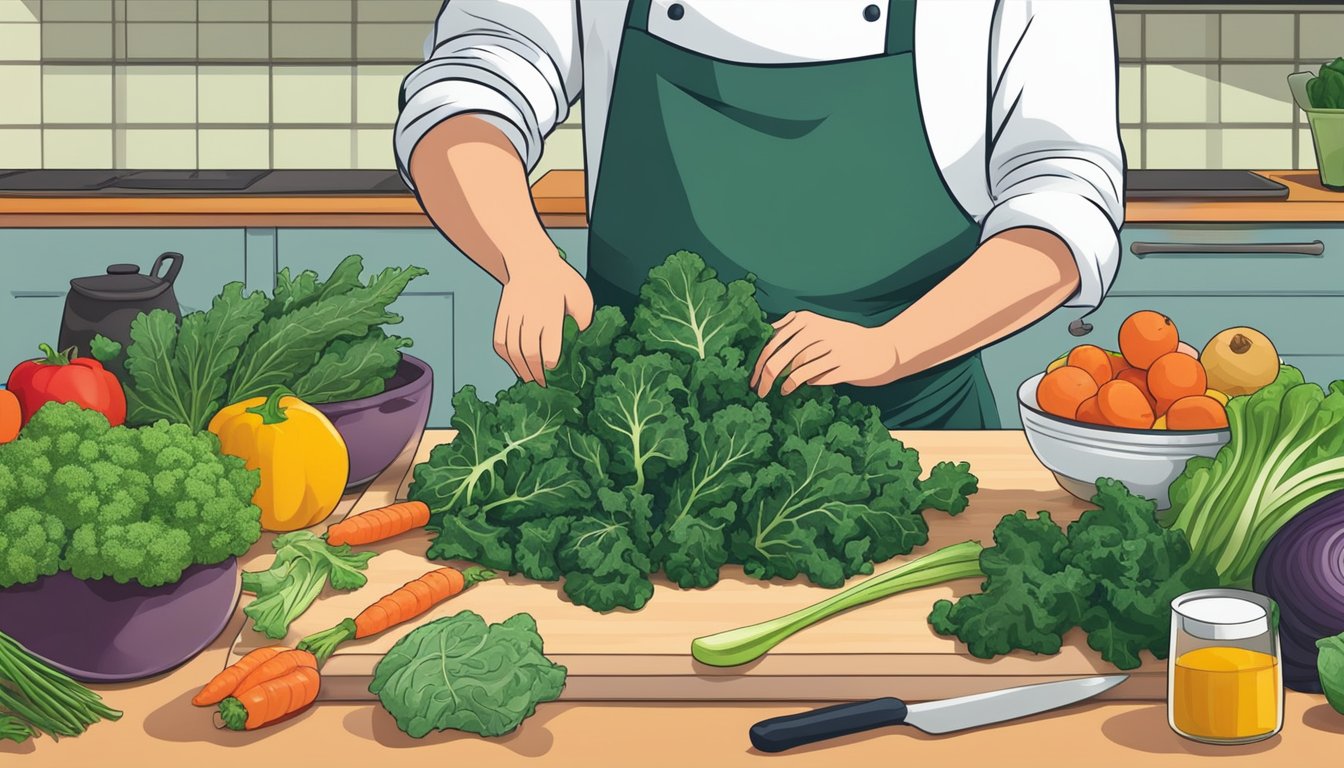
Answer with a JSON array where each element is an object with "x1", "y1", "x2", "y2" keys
[{"x1": 0, "y1": 1, "x2": 1338, "y2": 174}]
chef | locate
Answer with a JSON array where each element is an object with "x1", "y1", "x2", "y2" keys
[{"x1": 396, "y1": 0, "x2": 1125, "y2": 428}]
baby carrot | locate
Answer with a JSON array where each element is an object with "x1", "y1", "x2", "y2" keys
[
  {"x1": 218, "y1": 667, "x2": 321, "y2": 731},
  {"x1": 232, "y1": 649, "x2": 317, "y2": 697},
  {"x1": 324, "y1": 501, "x2": 431, "y2": 547},
  {"x1": 192, "y1": 646, "x2": 288, "y2": 706},
  {"x1": 298, "y1": 566, "x2": 495, "y2": 664}
]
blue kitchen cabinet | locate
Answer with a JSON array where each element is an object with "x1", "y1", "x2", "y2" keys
[
  {"x1": 0, "y1": 229, "x2": 246, "y2": 380},
  {"x1": 273, "y1": 228, "x2": 589, "y2": 427},
  {"x1": 981, "y1": 224, "x2": 1344, "y2": 427}
]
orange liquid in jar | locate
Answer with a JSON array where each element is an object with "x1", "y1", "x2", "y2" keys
[{"x1": 1172, "y1": 646, "x2": 1279, "y2": 741}]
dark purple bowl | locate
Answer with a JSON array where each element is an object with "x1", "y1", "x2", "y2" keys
[
  {"x1": 0, "y1": 558, "x2": 240, "y2": 682},
  {"x1": 313, "y1": 353, "x2": 433, "y2": 488}
]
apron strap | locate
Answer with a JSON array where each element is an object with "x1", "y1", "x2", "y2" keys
[{"x1": 628, "y1": 1, "x2": 914, "y2": 56}]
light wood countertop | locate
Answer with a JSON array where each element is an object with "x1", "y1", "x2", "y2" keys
[
  {"x1": 8, "y1": 429, "x2": 1341, "y2": 767},
  {"x1": 1, "y1": 170, "x2": 1343, "y2": 228}
]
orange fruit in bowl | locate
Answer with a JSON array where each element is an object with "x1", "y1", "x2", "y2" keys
[
  {"x1": 1166, "y1": 395, "x2": 1229, "y2": 430},
  {"x1": 1036, "y1": 366, "x2": 1098, "y2": 419},
  {"x1": 1097, "y1": 379, "x2": 1156, "y2": 429},
  {"x1": 1116, "y1": 368, "x2": 1158, "y2": 412},
  {"x1": 1119, "y1": 311, "x2": 1179, "y2": 369},
  {"x1": 1075, "y1": 395, "x2": 1107, "y2": 426},
  {"x1": 1067, "y1": 345, "x2": 1114, "y2": 388},
  {"x1": 1148, "y1": 353, "x2": 1208, "y2": 413}
]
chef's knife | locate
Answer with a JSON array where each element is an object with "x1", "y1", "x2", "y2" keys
[{"x1": 749, "y1": 675, "x2": 1128, "y2": 753}]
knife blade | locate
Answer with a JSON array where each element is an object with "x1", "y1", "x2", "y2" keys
[{"x1": 749, "y1": 675, "x2": 1128, "y2": 753}]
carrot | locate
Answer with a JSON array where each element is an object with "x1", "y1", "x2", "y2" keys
[
  {"x1": 232, "y1": 649, "x2": 317, "y2": 697},
  {"x1": 217, "y1": 667, "x2": 321, "y2": 731},
  {"x1": 324, "y1": 501, "x2": 430, "y2": 547},
  {"x1": 192, "y1": 646, "x2": 288, "y2": 706},
  {"x1": 298, "y1": 566, "x2": 496, "y2": 664}
]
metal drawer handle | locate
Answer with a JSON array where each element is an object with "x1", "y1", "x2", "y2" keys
[
  {"x1": 1131, "y1": 241, "x2": 1325, "y2": 257},
  {"x1": 11, "y1": 291, "x2": 65, "y2": 298}
]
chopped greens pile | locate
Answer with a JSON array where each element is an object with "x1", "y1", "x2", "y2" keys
[
  {"x1": 929, "y1": 479, "x2": 1217, "y2": 669},
  {"x1": 109, "y1": 255, "x2": 427, "y2": 431},
  {"x1": 408, "y1": 251, "x2": 978, "y2": 612}
]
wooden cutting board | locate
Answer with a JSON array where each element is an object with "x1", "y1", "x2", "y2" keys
[{"x1": 228, "y1": 430, "x2": 1164, "y2": 703}]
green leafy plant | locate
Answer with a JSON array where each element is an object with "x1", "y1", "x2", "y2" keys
[
  {"x1": 929, "y1": 479, "x2": 1217, "y2": 669},
  {"x1": 1309, "y1": 58, "x2": 1344, "y2": 109},
  {"x1": 1317, "y1": 632, "x2": 1344, "y2": 713},
  {"x1": 0, "y1": 401, "x2": 261, "y2": 588},
  {"x1": 1161, "y1": 365, "x2": 1344, "y2": 587},
  {"x1": 370, "y1": 611, "x2": 566, "y2": 738},
  {"x1": 240, "y1": 531, "x2": 378, "y2": 639},
  {"x1": 408, "y1": 252, "x2": 978, "y2": 612},
  {"x1": 113, "y1": 255, "x2": 426, "y2": 431}
]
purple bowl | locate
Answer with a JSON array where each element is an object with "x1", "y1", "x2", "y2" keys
[
  {"x1": 0, "y1": 558, "x2": 240, "y2": 682},
  {"x1": 313, "y1": 353, "x2": 433, "y2": 488}
]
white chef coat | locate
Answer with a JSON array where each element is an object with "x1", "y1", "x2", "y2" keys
[{"x1": 394, "y1": 0, "x2": 1126, "y2": 310}]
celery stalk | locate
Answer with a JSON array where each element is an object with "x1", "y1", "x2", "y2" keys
[{"x1": 690, "y1": 540, "x2": 984, "y2": 667}]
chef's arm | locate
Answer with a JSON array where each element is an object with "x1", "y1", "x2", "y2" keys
[
  {"x1": 409, "y1": 116, "x2": 556, "y2": 284},
  {"x1": 882, "y1": 228, "x2": 1078, "y2": 374}
]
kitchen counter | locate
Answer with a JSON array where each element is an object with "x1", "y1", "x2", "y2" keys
[
  {"x1": 8, "y1": 429, "x2": 1341, "y2": 768},
  {"x1": 0, "y1": 170, "x2": 1341, "y2": 228}
]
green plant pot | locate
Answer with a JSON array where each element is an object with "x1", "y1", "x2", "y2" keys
[{"x1": 1307, "y1": 110, "x2": 1344, "y2": 189}]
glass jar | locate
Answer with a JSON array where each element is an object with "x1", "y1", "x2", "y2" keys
[{"x1": 1168, "y1": 589, "x2": 1283, "y2": 744}]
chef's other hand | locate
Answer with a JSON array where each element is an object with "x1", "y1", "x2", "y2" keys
[
  {"x1": 750, "y1": 311, "x2": 901, "y2": 398},
  {"x1": 494, "y1": 253, "x2": 594, "y2": 386}
]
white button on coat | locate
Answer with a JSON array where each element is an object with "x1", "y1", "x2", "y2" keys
[{"x1": 395, "y1": 0, "x2": 1126, "y2": 311}]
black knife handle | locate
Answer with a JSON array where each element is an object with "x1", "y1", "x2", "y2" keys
[{"x1": 749, "y1": 697, "x2": 909, "y2": 753}]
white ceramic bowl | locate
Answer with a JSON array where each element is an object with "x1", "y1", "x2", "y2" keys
[{"x1": 1018, "y1": 372, "x2": 1230, "y2": 509}]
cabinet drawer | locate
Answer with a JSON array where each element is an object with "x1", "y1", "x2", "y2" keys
[
  {"x1": 1115, "y1": 225, "x2": 1344, "y2": 296},
  {"x1": 275, "y1": 229, "x2": 589, "y2": 427},
  {"x1": 0, "y1": 229, "x2": 244, "y2": 381},
  {"x1": 982, "y1": 296, "x2": 1344, "y2": 428}
]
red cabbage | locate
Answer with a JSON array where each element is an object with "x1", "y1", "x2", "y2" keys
[{"x1": 1252, "y1": 489, "x2": 1344, "y2": 692}]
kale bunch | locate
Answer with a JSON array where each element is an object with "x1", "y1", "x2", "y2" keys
[
  {"x1": 408, "y1": 251, "x2": 978, "y2": 612},
  {"x1": 929, "y1": 478, "x2": 1217, "y2": 669}
]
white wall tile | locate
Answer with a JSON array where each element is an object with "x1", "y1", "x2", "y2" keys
[
  {"x1": 43, "y1": 127, "x2": 112, "y2": 166},
  {"x1": 1145, "y1": 64, "x2": 1218, "y2": 124},
  {"x1": 272, "y1": 127, "x2": 351, "y2": 167},
  {"x1": 0, "y1": 22, "x2": 41, "y2": 59},
  {"x1": 355, "y1": 64, "x2": 406, "y2": 123},
  {"x1": 356, "y1": 23, "x2": 426, "y2": 60},
  {"x1": 1221, "y1": 128, "x2": 1292, "y2": 169},
  {"x1": 42, "y1": 22, "x2": 113, "y2": 58},
  {"x1": 116, "y1": 64, "x2": 195, "y2": 123},
  {"x1": 354, "y1": 127, "x2": 394, "y2": 168},
  {"x1": 118, "y1": 127, "x2": 195, "y2": 166},
  {"x1": 272, "y1": 23, "x2": 351, "y2": 59},
  {"x1": 42, "y1": 65, "x2": 113, "y2": 123},
  {"x1": 0, "y1": 127, "x2": 40, "y2": 165},
  {"x1": 0, "y1": 64, "x2": 40, "y2": 124},
  {"x1": 198, "y1": 128, "x2": 268, "y2": 167},
  {"x1": 0, "y1": 1, "x2": 40, "y2": 23},
  {"x1": 1115, "y1": 14, "x2": 1141, "y2": 60},
  {"x1": 1221, "y1": 14, "x2": 1293, "y2": 60},
  {"x1": 123, "y1": 22, "x2": 194, "y2": 58},
  {"x1": 125, "y1": 0, "x2": 195, "y2": 22},
  {"x1": 1220, "y1": 64, "x2": 1296, "y2": 124},
  {"x1": 530, "y1": 126, "x2": 583, "y2": 182},
  {"x1": 273, "y1": 0, "x2": 349, "y2": 23},
  {"x1": 272, "y1": 66, "x2": 352, "y2": 123},
  {"x1": 1300, "y1": 14, "x2": 1344, "y2": 63},
  {"x1": 198, "y1": 65, "x2": 270, "y2": 123},
  {"x1": 1299, "y1": 128, "x2": 1318, "y2": 170},
  {"x1": 198, "y1": 0, "x2": 267, "y2": 22},
  {"x1": 1146, "y1": 129, "x2": 1213, "y2": 169},
  {"x1": 1121, "y1": 127, "x2": 1142, "y2": 169},
  {"x1": 198, "y1": 22, "x2": 270, "y2": 59},
  {"x1": 44, "y1": 1, "x2": 110, "y2": 22},
  {"x1": 1120, "y1": 64, "x2": 1141, "y2": 124},
  {"x1": 1145, "y1": 14, "x2": 1218, "y2": 60}
]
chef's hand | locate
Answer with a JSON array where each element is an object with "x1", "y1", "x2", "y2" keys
[
  {"x1": 749, "y1": 311, "x2": 901, "y2": 397},
  {"x1": 494, "y1": 253, "x2": 594, "y2": 386}
]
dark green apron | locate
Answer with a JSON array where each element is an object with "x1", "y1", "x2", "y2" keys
[{"x1": 586, "y1": 0, "x2": 999, "y2": 428}]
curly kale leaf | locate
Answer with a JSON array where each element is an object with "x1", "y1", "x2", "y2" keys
[
  {"x1": 588, "y1": 354, "x2": 689, "y2": 496},
  {"x1": 632, "y1": 250, "x2": 771, "y2": 363}
]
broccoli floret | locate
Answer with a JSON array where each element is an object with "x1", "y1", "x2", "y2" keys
[
  {"x1": 0, "y1": 506, "x2": 64, "y2": 587},
  {"x1": 0, "y1": 401, "x2": 264, "y2": 587}
]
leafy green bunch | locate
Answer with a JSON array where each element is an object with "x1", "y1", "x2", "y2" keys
[
  {"x1": 408, "y1": 251, "x2": 977, "y2": 612},
  {"x1": 0, "y1": 402, "x2": 261, "y2": 588},
  {"x1": 110, "y1": 254, "x2": 427, "y2": 431},
  {"x1": 929, "y1": 479, "x2": 1217, "y2": 669},
  {"x1": 1309, "y1": 58, "x2": 1344, "y2": 110}
]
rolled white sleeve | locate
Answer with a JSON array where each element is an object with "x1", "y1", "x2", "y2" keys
[
  {"x1": 980, "y1": 0, "x2": 1126, "y2": 311},
  {"x1": 394, "y1": 0, "x2": 582, "y2": 189}
]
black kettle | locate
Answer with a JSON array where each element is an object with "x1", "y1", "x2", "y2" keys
[{"x1": 58, "y1": 252, "x2": 183, "y2": 378}]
